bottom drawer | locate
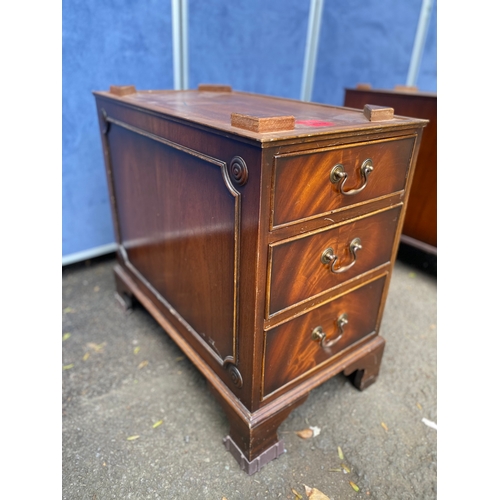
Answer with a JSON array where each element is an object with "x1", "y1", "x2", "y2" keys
[{"x1": 263, "y1": 275, "x2": 387, "y2": 398}]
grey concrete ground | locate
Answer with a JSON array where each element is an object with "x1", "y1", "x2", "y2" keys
[{"x1": 62, "y1": 249, "x2": 436, "y2": 500}]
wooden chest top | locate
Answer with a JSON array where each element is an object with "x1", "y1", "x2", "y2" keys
[{"x1": 93, "y1": 87, "x2": 427, "y2": 144}]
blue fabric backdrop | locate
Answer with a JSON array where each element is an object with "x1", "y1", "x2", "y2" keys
[
  {"x1": 62, "y1": 0, "x2": 173, "y2": 257},
  {"x1": 62, "y1": 0, "x2": 437, "y2": 260}
]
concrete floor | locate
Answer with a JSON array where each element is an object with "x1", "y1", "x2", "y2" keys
[{"x1": 62, "y1": 248, "x2": 436, "y2": 499}]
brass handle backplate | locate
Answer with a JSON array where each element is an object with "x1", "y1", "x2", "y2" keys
[
  {"x1": 312, "y1": 313, "x2": 349, "y2": 348},
  {"x1": 330, "y1": 158, "x2": 373, "y2": 195},
  {"x1": 320, "y1": 238, "x2": 362, "y2": 274}
]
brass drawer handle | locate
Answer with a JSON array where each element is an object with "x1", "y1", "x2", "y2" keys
[
  {"x1": 312, "y1": 313, "x2": 349, "y2": 348},
  {"x1": 330, "y1": 158, "x2": 373, "y2": 195},
  {"x1": 320, "y1": 238, "x2": 362, "y2": 274}
]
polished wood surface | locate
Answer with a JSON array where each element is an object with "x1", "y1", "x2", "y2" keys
[
  {"x1": 94, "y1": 87, "x2": 426, "y2": 473},
  {"x1": 343, "y1": 335, "x2": 386, "y2": 390},
  {"x1": 264, "y1": 275, "x2": 386, "y2": 397},
  {"x1": 272, "y1": 136, "x2": 414, "y2": 227},
  {"x1": 268, "y1": 206, "x2": 400, "y2": 315},
  {"x1": 94, "y1": 88, "x2": 425, "y2": 144},
  {"x1": 344, "y1": 87, "x2": 437, "y2": 251},
  {"x1": 108, "y1": 125, "x2": 238, "y2": 362}
]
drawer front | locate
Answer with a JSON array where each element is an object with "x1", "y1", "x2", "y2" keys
[
  {"x1": 263, "y1": 275, "x2": 386, "y2": 398},
  {"x1": 272, "y1": 136, "x2": 415, "y2": 228},
  {"x1": 268, "y1": 205, "x2": 400, "y2": 316}
]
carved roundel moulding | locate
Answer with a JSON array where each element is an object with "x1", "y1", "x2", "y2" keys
[{"x1": 229, "y1": 156, "x2": 248, "y2": 186}]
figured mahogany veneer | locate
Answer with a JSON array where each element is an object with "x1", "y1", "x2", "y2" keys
[
  {"x1": 272, "y1": 136, "x2": 414, "y2": 228},
  {"x1": 264, "y1": 275, "x2": 387, "y2": 397},
  {"x1": 267, "y1": 205, "x2": 401, "y2": 316},
  {"x1": 93, "y1": 87, "x2": 427, "y2": 474},
  {"x1": 263, "y1": 276, "x2": 385, "y2": 396}
]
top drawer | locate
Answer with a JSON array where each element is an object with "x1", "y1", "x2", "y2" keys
[{"x1": 271, "y1": 135, "x2": 415, "y2": 228}]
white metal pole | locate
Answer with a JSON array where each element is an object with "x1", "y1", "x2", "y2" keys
[
  {"x1": 172, "y1": 0, "x2": 189, "y2": 90},
  {"x1": 406, "y1": 0, "x2": 434, "y2": 87},
  {"x1": 181, "y1": 0, "x2": 189, "y2": 89},
  {"x1": 301, "y1": 0, "x2": 324, "y2": 101}
]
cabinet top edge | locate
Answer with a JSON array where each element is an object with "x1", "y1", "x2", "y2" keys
[
  {"x1": 93, "y1": 89, "x2": 428, "y2": 144},
  {"x1": 345, "y1": 87, "x2": 437, "y2": 98}
]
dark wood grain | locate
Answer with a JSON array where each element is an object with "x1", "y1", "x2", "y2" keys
[
  {"x1": 344, "y1": 88, "x2": 436, "y2": 250},
  {"x1": 96, "y1": 94, "x2": 268, "y2": 407},
  {"x1": 268, "y1": 206, "x2": 401, "y2": 315},
  {"x1": 209, "y1": 383, "x2": 309, "y2": 463},
  {"x1": 264, "y1": 275, "x2": 386, "y2": 397},
  {"x1": 94, "y1": 89, "x2": 426, "y2": 144},
  {"x1": 272, "y1": 136, "x2": 414, "y2": 227},
  {"x1": 108, "y1": 125, "x2": 237, "y2": 362},
  {"x1": 94, "y1": 87, "x2": 426, "y2": 471},
  {"x1": 344, "y1": 334, "x2": 386, "y2": 390}
]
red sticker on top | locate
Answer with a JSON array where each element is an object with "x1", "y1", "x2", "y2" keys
[{"x1": 295, "y1": 119, "x2": 335, "y2": 127}]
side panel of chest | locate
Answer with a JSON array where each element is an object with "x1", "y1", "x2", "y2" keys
[
  {"x1": 108, "y1": 124, "x2": 238, "y2": 362},
  {"x1": 98, "y1": 99, "x2": 263, "y2": 397}
]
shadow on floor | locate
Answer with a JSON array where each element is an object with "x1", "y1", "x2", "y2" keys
[{"x1": 396, "y1": 242, "x2": 437, "y2": 277}]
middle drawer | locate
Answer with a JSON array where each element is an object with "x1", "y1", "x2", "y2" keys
[{"x1": 267, "y1": 205, "x2": 401, "y2": 317}]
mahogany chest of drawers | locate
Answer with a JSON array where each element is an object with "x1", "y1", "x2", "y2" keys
[{"x1": 93, "y1": 85, "x2": 426, "y2": 474}]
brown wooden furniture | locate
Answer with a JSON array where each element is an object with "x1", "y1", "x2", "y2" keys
[
  {"x1": 344, "y1": 85, "x2": 437, "y2": 254},
  {"x1": 93, "y1": 85, "x2": 426, "y2": 474}
]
